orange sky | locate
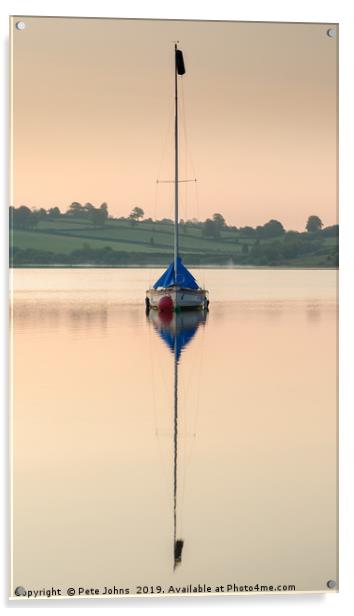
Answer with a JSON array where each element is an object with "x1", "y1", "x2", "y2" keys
[{"x1": 11, "y1": 17, "x2": 338, "y2": 230}]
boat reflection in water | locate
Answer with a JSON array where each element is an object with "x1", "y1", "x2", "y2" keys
[{"x1": 147, "y1": 309, "x2": 208, "y2": 569}]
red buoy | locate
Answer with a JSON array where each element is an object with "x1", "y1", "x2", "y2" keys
[
  {"x1": 159, "y1": 309, "x2": 173, "y2": 325},
  {"x1": 158, "y1": 295, "x2": 174, "y2": 313}
]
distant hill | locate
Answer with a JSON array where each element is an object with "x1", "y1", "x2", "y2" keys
[{"x1": 9, "y1": 215, "x2": 338, "y2": 268}]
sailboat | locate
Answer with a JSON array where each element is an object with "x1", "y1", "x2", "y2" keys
[
  {"x1": 146, "y1": 45, "x2": 209, "y2": 312},
  {"x1": 148, "y1": 308, "x2": 207, "y2": 569}
]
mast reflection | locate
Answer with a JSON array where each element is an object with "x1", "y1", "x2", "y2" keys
[{"x1": 147, "y1": 309, "x2": 207, "y2": 570}]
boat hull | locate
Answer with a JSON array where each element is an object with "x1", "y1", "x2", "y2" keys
[{"x1": 146, "y1": 287, "x2": 208, "y2": 310}]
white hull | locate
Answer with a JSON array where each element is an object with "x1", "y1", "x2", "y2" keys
[{"x1": 146, "y1": 286, "x2": 208, "y2": 310}]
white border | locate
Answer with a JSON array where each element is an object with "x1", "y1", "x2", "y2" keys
[{"x1": 1, "y1": 1, "x2": 353, "y2": 615}]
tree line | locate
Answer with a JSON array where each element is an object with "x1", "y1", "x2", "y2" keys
[
  {"x1": 10, "y1": 202, "x2": 109, "y2": 229},
  {"x1": 9, "y1": 203, "x2": 337, "y2": 240}
]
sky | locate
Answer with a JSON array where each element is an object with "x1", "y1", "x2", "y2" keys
[{"x1": 11, "y1": 17, "x2": 338, "y2": 230}]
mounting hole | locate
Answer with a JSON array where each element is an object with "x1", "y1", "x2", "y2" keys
[
  {"x1": 326, "y1": 579, "x2": 337, "y2": 589},
  {"x1": 16, "y1": 21, "x2": 26, "y2": 31},
  {"x1": 326, "y1": 28, "x2": 336, "y2": 38}
]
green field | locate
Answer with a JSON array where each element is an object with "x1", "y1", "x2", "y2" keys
[
  {"x1": 11, "y1": 228, "x2": 171, "y2": 254},
  {"x1": 10, "y1": 216, "x2": 338, "y2": 267},
  {"x1": 11, "y1": 218, "x2": 242, "y2": 255}
]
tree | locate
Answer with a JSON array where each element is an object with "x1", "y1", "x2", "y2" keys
[
  {"x1": 212, "y1": 213, "x2": 226, "y2": 230},
  {"x1": 67, "y1": 202, "x2": 83, "y2": 216},
  {"x1": 282, "y1": 238, "x2": 301, "y2": 259},
  {"x1": 322, "y1": 224, "x2": 339, "y2": 237},
  {"x1": 239, "y1": 226, "x2": 256, "y2": 238},
  {"x1": 35, "y1": 208, "x2": 47, "y2": 221},
  {"x1": 9, "y1": 206, "x2": 15, "y2": 227},
  {"x1": 285, "y1": 230, "x2": 300, "y2": 240},
  {"x1": 12, "y1": 205, "x2": 37, "y2": 229},
  {"x1": 130, "y1": 206, "x2": 144, "y2": 222},
  {"x1": 250, "y1": 239, "x2": 262, "y2": 258},
  {"x1": 202, "y1": 218, "x2": 220, "y2": 238},
  {"x1": 97, "y1": 203, "x2": 109, "y2": 225},
  {"x1": 262, "y1": 240, "x2": 282, "y2": 262},
  {"x1": 48, "y1": 207, "x2": 61, "y2": 218},
  {"x1": 100, "y1": 202, "x2": 109, "y2": 217},
  {"x1": 306, "y1": 215, "x2": 323, "y2": 233},
  {"x1": 89, "y1": 207, "x2": 107, "y2": 227},
  {"x1": 257, "y1": 219, "x2": 285, "y2": 238}
]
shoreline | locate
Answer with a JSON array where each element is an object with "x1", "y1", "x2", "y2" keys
[{"x1": 9, "y1": 264, "x2": 339, "y2": 271}]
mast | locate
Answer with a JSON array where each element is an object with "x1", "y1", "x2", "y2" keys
[
  {"x1": 173, "y1": 45, "x2": 181, "y2": 562},
  {"x1": 173, "y1": 46, "x2": 186, "y2": 569},
  {"x1": 174, "y1": 43, "x2": 179, "y2": 282},
  {"x1": 174, "y1": 44, "x2": 185, "y2": 284}
]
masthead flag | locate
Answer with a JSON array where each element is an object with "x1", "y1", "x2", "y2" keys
[{"x1": 176, "y1": 49, "x2": 186, "y2": 75}]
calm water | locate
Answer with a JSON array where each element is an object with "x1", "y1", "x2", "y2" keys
[{"x1": 10, "y1": 268, "x2": 338, "y2": 597}]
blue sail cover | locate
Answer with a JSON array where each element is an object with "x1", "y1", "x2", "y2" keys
[
  {"x1": 153, "y1": 256, "x2": 199, "y2": 290},
  {"x1": 158, "y1": 326, "x2": 197, "y2": 362},
  {"x1": 149, "y1": 311, "x2": 206, "y2": 362}
]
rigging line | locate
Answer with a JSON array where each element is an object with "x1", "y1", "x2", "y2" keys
[
  {"x1": 179, "y1": 363, "x2": 194, "y2": 431},
  {"x1": 175, "y1": 364, "x2": 195, "y2": 540},
  {"x1": 178, "y1": 382, "x2": 193, "y2": 538},
  {"x1": 150, "y1": 106, "x2": 173, "y2": 287},
  {"x1": 192, "y1": 320, "x2": 206, "y2": 439},
  {"x1": 149, "y1": 180, "x2": 163, "y2": 287},
  {"x1": 150, "y1": 329, "x2": 174, "y2": 411},
  {"x1": 147, "y1": 317, "x2": 158, "y2": 438},
  {"x1": 177, "y1": 350, "x2": 200, "y2": 534},
  {"x1": 179, "y1": 352, "x2": 198, "y2": 437},
  {"x1": 177, "y1": 352, "x2": 200, "y2": 493},
  {"x1": 156, "y1": 107, "x2": 174, "y2": 184},
  {"x1": 180, "y1": 78, "x2": 200, "y2": 223},
  {"x1": 147, "y1": 320, "x2": 170, "y2": 490},
  {"x1": 194, "y1": 171, "x2": 201, "y2": 225},
  {"x1": 154, "y1": 106, "x2": 174, "y2": 242},
  {"x1": 148, "y1": 322, "x2": 172, "y2": 492},
  {"x1": 156, "y1": 179, "x2": 196, "y2": 183},
  {"x1": 179, "y1": 78, "x2": 188, "y2": 227},
  {"x1": 180, "y1": 77, "x2": 188, "y2": 226},
  {"x1": 178, "y1": 343, "x2": 199, "y2": 421},
  {"x1": 179, "y1": 327, "x2": 206, "y2": 531},
  {"x1": 180, "y1": 78, "x2": 197, "y2": 179},
  {"x1": 175, "y1": 356, "x2": 195, "y2": 536}
]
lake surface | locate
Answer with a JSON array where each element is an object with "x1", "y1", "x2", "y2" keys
[{"x1": 10, "y1": 268, "x2": 338, "y2": 597}]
